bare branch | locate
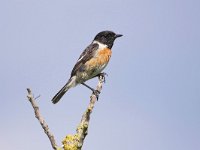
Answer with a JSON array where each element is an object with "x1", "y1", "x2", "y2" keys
[
  {"x1": 26, "y1": 88, "x2": 58, "y2": 150},
  {"x1": 62, "y1": 74, "x2": 105, "y2": 150},
  {"x1": 26, "y1": 74, "x2": 105, "y2": 150}
]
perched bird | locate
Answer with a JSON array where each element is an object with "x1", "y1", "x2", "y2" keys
[{"x1": 52, "y1": 31, "x2": 122, "y2": 104}]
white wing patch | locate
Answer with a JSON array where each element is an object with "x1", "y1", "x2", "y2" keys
[{"x1": 77, "y1": 54, "x2": 85, "y2": 62}]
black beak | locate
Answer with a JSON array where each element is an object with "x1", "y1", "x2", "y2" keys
[{"x1": 115, "y1": 34, "x2": 123, "y2": 38}]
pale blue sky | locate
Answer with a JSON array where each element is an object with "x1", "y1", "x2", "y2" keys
[{"x1": 0, "y1": 0, "x2": 200, "y2": 150}]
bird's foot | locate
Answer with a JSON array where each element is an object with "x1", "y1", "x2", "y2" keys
[
  {"x1": 97, "y1": 72, "x2": 108, "y2": 83},
  {"x1": 92, "y1": 90, "x2": 100, "y2": 100}
]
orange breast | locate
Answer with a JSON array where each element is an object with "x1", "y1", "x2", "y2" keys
[{"x1": 86, "y1": 48, "x2": 112, "y2": 69}]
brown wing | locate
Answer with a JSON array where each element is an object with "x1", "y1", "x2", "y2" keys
[{"x1": 70, "y1": 43, "x2": 99, "y2": 77}]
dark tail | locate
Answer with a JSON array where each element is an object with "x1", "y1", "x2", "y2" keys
[{"x1": 51, "y1": 76, "x2": 76, "y2": 104}]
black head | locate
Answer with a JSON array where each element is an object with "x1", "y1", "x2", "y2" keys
[{"x1": 94, "y1": 31, "x2": 123, "y2": 49}]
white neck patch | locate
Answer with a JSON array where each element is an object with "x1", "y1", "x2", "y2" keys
[{"x1": 93, "y1": 40, "x2": 108, "y2": 50}]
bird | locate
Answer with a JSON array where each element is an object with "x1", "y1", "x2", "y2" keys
[{"x1": 52, "y1": 30, "x2": 122, "y2": 104}]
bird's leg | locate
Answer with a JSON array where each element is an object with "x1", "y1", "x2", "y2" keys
[
  {"x1": 81, "y1": 82, "x2": 96, "y2": 91},
  {"x1": 81, "y1": 82, "x2": 100, "y2": 100},
  {"x1": 81, "y1": 72, "x2": 107, "y2": 100}
]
